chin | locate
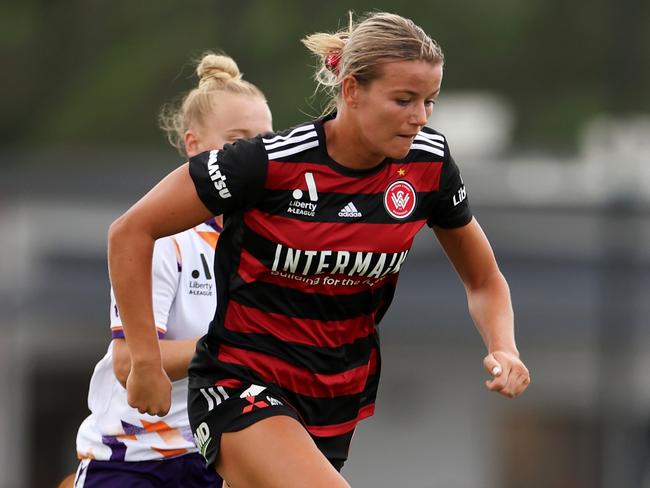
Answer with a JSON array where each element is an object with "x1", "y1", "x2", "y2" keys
[
  {"x1": 386, "y1": 147, "x2": 411, "y2": 160},
  {"x1": 384, "y1": 138, "x2": 413, "y2": 160}
]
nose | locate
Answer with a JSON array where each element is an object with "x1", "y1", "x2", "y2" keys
[{"x1": 410, "y1": 102, "x2": 428, "y2": 127}]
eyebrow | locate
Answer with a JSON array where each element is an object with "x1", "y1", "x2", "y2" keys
[{"x1": 391, "y1": 89, "x2": 440, "y2": 98}]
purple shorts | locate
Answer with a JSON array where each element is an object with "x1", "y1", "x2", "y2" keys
[{"x1": 74, "y1": 453, "x2": 222, "y2": 487}]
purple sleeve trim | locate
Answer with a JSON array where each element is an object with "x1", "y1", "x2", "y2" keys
[{"x1": 110, "y1": 329, "x2": 166, "y2": 339}]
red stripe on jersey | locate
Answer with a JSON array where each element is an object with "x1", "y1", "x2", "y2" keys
[
  {"x1": 266, "y1": 161, "x2": 443, "y2": 194},
  {"x1": 305, "y1": 404, "x2": 376, "y2": 437},
  {"x1": 225, "y1": 301, "x2": 375, "y2": 348},
  {"x1": 214, "y1": 378, "x2": 244, "y2": 389},
  {"x1": 237, "y1": 248, "x2": 383, "y2": 294},
  {"x1": 217, "y1": 345, "x2": 378, "y2": 398},
  {"x1": 245, "y1": 210, "x2": 421, "y2": 252},
  {"x1": 236, "y1": 249, "x2": 258, "y2": 284}
]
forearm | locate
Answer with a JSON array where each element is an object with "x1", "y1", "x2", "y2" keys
[
  {"x1": 466, "y1": 270, "x2": 518, "y2": 355},
  {"x1": 113, "y1": 337, "x2": 200, "y2": 384},
  {"x1": 107, "y1": 164, "x2": 211, "y2": 415},
  {"x1": 108, "y1": 217, "x2": 161, "y2": 366},
  {"x1": 159, "y1": 338, "x2": 200, "y2": 380},
  {"x1": 435, "y1": 222, "x2": 528, "y2": 396}
]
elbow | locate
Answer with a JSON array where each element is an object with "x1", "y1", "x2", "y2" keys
[
  {"x1": 107, "y1": 213, "x2": 151, "y2": 264},
  {"x1": 108, "y1": 214, "x2": 132, "y2": 251},
  {"x1": 465, "y1": 269, "x2": 508, "y2": 295}
]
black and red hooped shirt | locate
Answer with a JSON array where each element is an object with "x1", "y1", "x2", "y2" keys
[{"x1": 188, "y1": 113, "x2": 472, "y2": 438}]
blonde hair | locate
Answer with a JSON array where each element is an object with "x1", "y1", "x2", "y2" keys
[
  {"x1": 302, "y1": 12, "x2": 444, "y2": 115},
  {"x1": 159, "y1": 52, "x2": 266, "y2": 156}
]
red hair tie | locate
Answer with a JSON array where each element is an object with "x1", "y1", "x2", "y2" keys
[{"x1": 325, "y1": 50, "x2": 341, "y2": 75}]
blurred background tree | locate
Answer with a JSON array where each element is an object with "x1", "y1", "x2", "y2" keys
[{"x1": 2, "y1": 0, "x2": 648, "y2": 154}]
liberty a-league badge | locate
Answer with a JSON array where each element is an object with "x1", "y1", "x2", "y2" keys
[{"x1": 384, "y1": 180, "x2": 417, "y2": 220}]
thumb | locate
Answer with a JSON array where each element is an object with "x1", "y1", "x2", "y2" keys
[{"x1": 483, "y1": 353, "x2": 502, "y2": 377}]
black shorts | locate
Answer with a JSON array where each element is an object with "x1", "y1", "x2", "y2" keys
[{"x1": 188, "y1": 381, "x2": 353, "y2": 472}]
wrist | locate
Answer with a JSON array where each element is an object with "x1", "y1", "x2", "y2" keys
[
  {"x1": 123, "y1": 331, "x2": 162, "y2": 368},
  {"x1": 489, "y1": 345, "x2": 519, "y2": 357},
  {"x1": 130, "y1": 351, "x2": 162, "y2": 370}
]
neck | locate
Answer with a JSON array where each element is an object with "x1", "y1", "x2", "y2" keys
[{"x1": 324, "y1": 114, "x2": 384, "y2": 170}]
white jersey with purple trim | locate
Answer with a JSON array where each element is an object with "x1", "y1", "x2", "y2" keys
[{"x1": 76, "y1": 221, "x2": 219, "y2": 462}]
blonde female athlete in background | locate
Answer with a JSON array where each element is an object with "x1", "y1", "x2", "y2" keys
[
  {"x1": 107, "y1": 12, "x2": 530, "y2": 488},
  {"x1": 65, "y1": 53, "x2": 272, "y2": 488}
]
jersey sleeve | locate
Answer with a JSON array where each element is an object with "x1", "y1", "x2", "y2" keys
[
  {"x1": 189, "y1": 137, "x2": 268, "y2": 216},
  {"x1": 109, "y1": 236, "x2": 180, "y2": 339},
  {"x1": 426, "y1": 150, "x2": 473, "y2": 229}
]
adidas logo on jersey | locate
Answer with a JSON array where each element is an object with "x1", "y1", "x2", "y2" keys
[{"x1": 338, "y1": 202, "x2": 362, "y2": 218}]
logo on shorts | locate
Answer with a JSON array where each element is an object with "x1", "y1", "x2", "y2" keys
[
  {"x1": 200, "y1": 386, "x2": 229, "y2": 412},
  {"x1": 266, "y1": 396, "x2": 283, "y2": 406},
  {"x1": 384, "y1": 180, "x2": 417, "y2": 220},
  {"x1": 194, "y1": 422, "x2": 212, "y2": 460},
  {"x1": 239, "y1": 384, "x2": 267, "y2": 398},
  {"x1": 242, "y1": 395, "x2": 270, "y2": 413},
  {"x1": 239, "y1": 384, "x2": 283, "y2": 413}
]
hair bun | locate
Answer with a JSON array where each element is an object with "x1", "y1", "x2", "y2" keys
[{"x1": 197, "y1": 53, "x2": 241, "y2": 86}]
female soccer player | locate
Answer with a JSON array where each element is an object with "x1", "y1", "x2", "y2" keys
[
  {"x1": 108, "y1": 12, "x2": 530, "y2": 488},
  {"x1": 71, "y1": 53, "x2": 272, "y2": 487}
]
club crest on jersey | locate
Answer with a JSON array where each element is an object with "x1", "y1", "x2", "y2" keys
[{"x1": 384, "y1": 180, "x2": 417, "y2": 220}]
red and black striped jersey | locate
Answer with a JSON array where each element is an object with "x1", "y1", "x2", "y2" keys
[{"x1": 188, "y1": 113, "x2": 472, "y2": 437}]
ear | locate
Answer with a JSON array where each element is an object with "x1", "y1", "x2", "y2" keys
[
  {"x1": 341, "y1": 75, "x2": 360, "y2": 109},
  {"x1": 184, "y1": 130, "x2": 200, "y2": 158}
]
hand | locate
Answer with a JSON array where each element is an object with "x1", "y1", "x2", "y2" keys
[
  {"x1": 483, "y1": 350, "x2": 530, "y2": 398},
  {"x1": 126, "y1": 362, "x2": 172, "y2": 416}
]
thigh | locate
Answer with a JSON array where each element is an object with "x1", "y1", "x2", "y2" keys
[
  {"x1": 188, "y1": 382, "x2": 302, "y2": 472},
  {"x1": 218, "y1": 415, "x2": 350, "y2": 488},
  {"x1": 312, "y1": 429, "x2": 355, "y2": 472}
]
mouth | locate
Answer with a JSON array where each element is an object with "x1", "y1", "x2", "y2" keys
[{"x1": 397, "y1": 134, "x2": 417, "y2": 141}]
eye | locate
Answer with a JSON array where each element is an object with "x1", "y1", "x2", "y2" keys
[
  {"x1": 396, "y1": 99, "x2": 411, "y2": 106},
  {"x1": 425, "y1": 99, "x2": 436, "y2": 107}
]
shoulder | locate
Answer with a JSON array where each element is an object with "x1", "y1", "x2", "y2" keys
[
  {"x1": 191, "y1": 134, "x2": 268, "y2": 167},
  {"x1": 188, "y1": 136, "x2": 269, "y2": 195},
  {"x1": 260, "y1": 121, "x2": 320, "y2": 161},
  {"x1": 408, "y1": 126, "x2": 448, "y2": 160}
]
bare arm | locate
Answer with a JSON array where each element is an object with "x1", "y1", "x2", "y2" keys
[
  {"x1": 434, "y1": 217, "x2": 530, "y2": 398},
  {"x1": 108, "y1": 163, "x2": 213, "y2": 415},
  {"x1": 112, "y1": 337, "x2": 201, "y2": 386}
]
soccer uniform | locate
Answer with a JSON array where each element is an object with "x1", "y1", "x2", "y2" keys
[
  {"x1": 75, "y1": 221, "x2": 222, "y2": 487},
  {"x1": 187, "y1": 113, "x2": 472, "y2": 470}
]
